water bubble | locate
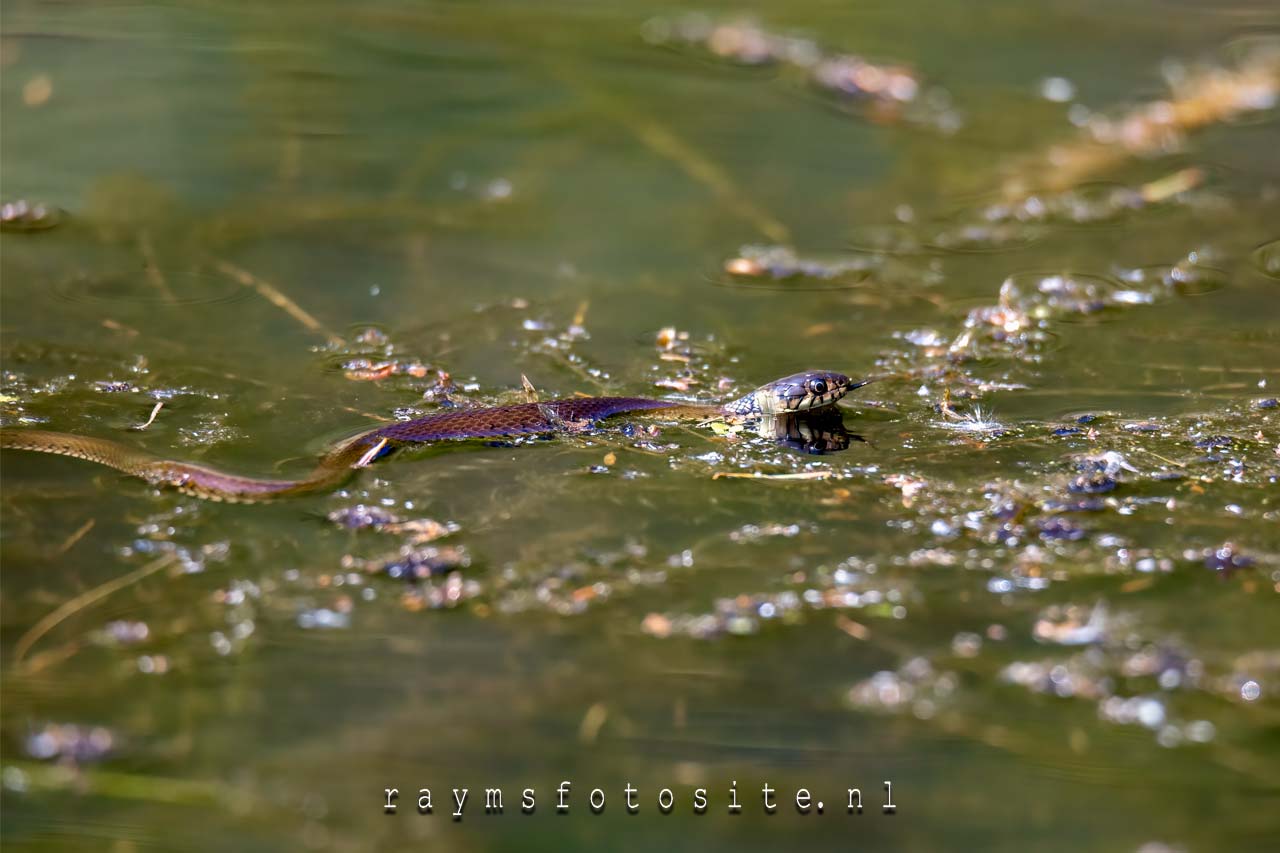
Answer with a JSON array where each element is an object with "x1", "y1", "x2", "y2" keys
[
  {"x1": 952, "y1": 632, "x2": 982, "y2": 657},
  {"x1": 485, "y1": 178, "x2": 513, "y2": 201},
  {"x1": 1185, "y1": 720, "x2": 1215, "y2": 743},
  {"x1": 1067, "y1": 103, "x2": 1092, "y2": 126},
  {"x1": 1136, "y1": 698, "x2": 1166, "y2": 729},
  {"x1": 1039, "y1": 76, "x2": 1076, "y2": 102},
  {"x1": 2, "y1": 767, "x2": 28, "y2": 792},
  {"x1": 210, "y1": 631, "x2": 232, "y2": 655},
  {"x1": 298, "y1": 608, "x2": 350, "y2": 630}
]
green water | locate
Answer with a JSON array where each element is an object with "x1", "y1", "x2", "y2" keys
[{"x1": 2, "y1": 1, "x2": 1279, "y2": 850}]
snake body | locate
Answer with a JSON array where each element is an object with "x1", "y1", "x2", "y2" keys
[{"x1": 0, "y1": 370, "x2": 860, "y2": 503}]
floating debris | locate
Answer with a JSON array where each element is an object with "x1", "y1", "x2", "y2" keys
[
  {"x1": 329, "y1": 504, "x2": 461, "y2": 547},
  {"x1": 712, "y1": 470, "x2": 833, "y2": 481},
  {"x1": 1033, "y1": 602, "x2": 1110, "y2": 646},
  {"x1": 642, "y1": 566, "x2": 912, "y2": 640},
  {"x1": 1115, "y1": 257, "x2": 1225, "y2": 298},
  {"x1": 847, "y1": 658, "x2": 957, "y2": 718},
  {"x1": 130, "y1": 401, "x2": 165, "y2": 431},
  {"x1": 643, "y1": 15, "x2": 785, "y2": 66},
  {"x1": 1039, "y1": 76, "x2": 1077, "y2": 103},
  {"x1": 1078, "y1": 450, "x2": 1140, "y2": 476},
  {"x1": 401, "y1": 574, "x2": 483, "y2": 611},
  {"x1": 936, "y1": 403, "x2": 1006, "y2": 435},
  {"x1": 643, "y1": 14, "x2": 953, "y2": 128},
  {"x1": 1068, "y1": 473, "x2": 1117, "y2": 494},
  {"x1": 1201, "y1": 542, "x2": 1254, "y2": 575},
  {"x1": 25, "y1": 723, "x2": 115, "y2": 764},
  {"x1": 1036, "y1": 517, "x2": 1087, "y2": 541},
  {"x1": 951, "y1": 631, "x2": 983, "y2": 657},
  {"x1": 328, "y1": 504, "x2": 402, "y2": 529},
  {"x1": 812, "y1": 54, "x2": 921, "y2": 105},
  {"x1": 976, "y1": 169, "x2": 1206, "y2": 229},
  {"x1": 341, "y1": 358, "x2": 431, "y2": 382},
  {"x1": 654, "y1": 326, "x2": 688, "y2": 351},
  {"x1": 1, "y1": 199, "x2": 64, "y2": 232},
  {"x1": 722, "y1": 244, "x2": 877, "y2": 286},
  {"x1": 728, "y1": 522, "x2": 813, "y2": 543},
  {"x1": 175, "y1": 413, "x2": 243, "y2": 448},
  {"x1": 1192, "y1": 434, "x2": 1235, "y2": 450},
  {"x1": 345, "y1": 545, "x2": 471, "y2": 581},
  {"x1": 331, "y1": 326, "x2": 435, "y2": 382},
  {"x1": 1002, "y1": 42, "x2": 1280, "y2": 197},
  {"x1": 297, "y1": 607, "x2": 351, "y2": 630},
  {"x1": 93, "y1": 620, "x2": 151, "y2": 647},
  {"x1": 1098, "y1": 694, "x2": 1168, "y2": 729},
  {"x1": 1123, "y1": 421, "x2": 1164, "y2": 434},
  {"x1": 884, "y1": 473, "x2": 929, "y2": 507}
]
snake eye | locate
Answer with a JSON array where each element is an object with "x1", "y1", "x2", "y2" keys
[{"x1": 808, "y1": 379, "x2": 827, "y2": 396}]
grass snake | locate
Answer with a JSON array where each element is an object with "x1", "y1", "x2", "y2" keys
[{"x1": 0, "y1": 370, "x2": 863, "y2": 503}]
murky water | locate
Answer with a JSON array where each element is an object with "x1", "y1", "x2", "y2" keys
[{"x1": 3, "y1": 2, "x2": 1279, "y2": 850}]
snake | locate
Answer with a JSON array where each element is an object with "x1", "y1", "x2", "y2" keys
[{"x1": 0, "y1": 370, "x2": 863, "y2": 503}]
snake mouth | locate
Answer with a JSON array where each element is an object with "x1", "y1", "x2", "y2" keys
[{"x1": 779, "y1": 387, "x2": 844, "y2": 411}]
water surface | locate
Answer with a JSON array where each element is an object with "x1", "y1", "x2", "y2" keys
[{"x1": 2, "y1": 1, "x2": 1279, "y2": 850}]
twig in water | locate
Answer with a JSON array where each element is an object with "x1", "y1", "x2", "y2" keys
[
  {"x1": 712, "y1": 470, "x2": 832, "y2": 480},
  {"x1": 133, "y1": 401, "x2": 164, "y2": 430},
  {"x1": 1140, "y1": 167, "x2": 1204, "y2": 204},
  {"x1": 521, "y1": 374, "x2": 540, "y2": 403},
  {"x1": 51, "y1": 518, "x2": 95, "y2": 557},
  {"x1": 213, "y1": 258, "x2": 345, "y2": 346},
  {"x1": 101, "y1": 318, "x2": 140, "y2": 338},
  {"x1": 5, "y1": 760, "x2": 231, "y2": 807},
  {"x1": 836, "y1": 614, "x2": 870, "y2": 640},
  {"x1": 1132, "y1": 446, "x2": 1187, "y2": 468},
  {"x1": 138, "y1": 230, "x2": 176, "y2": 302},
  {"x1": 552, "y1": 64, "x2": 791, "y2": 243},
  {"x1": 13, "y1": 553, "x2": 178, "y2": 668},
  {"x1": 354, "y1": 438, "x2": 390, "y2": 469}
]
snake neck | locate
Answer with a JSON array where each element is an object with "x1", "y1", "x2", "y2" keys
[{"x1": 721, "y1": 389, "x2": 764, "y2": 417}]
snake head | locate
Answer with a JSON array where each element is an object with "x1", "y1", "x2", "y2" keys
[{"x1": 727, "y1": 370, "x2": 857, "y2": 416}]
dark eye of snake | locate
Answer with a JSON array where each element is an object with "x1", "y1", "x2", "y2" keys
[{"x1": 809, "y1": 379, "x2": 827, "y2": 396}]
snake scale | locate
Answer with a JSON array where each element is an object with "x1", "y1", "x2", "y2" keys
[{"x1": 0, "y1": 370, "x2": 862, "y2": 503}]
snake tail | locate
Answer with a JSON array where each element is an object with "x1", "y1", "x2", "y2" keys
[{"x1": 0, "y1": 428, "x2": 355, "y2": 503}]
